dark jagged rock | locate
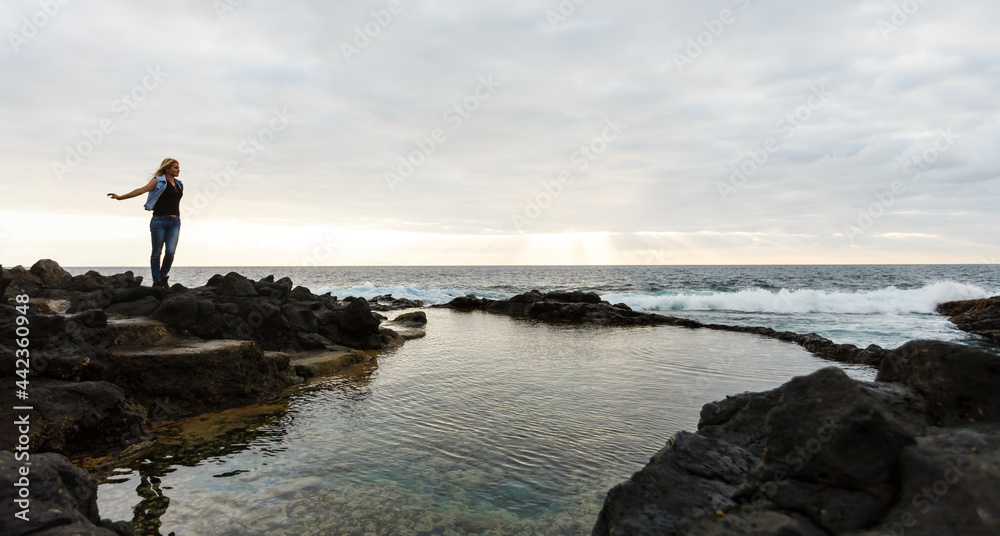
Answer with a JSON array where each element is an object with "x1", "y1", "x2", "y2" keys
[
  {"x1": 336, "y1": 297, "x2": 384, "y2": 348},
  {"x1": 108, "y1": 285, "x2": 163, "y2": 306},
  {"x1": 68, "y1": 270, "x2": 108, "y2": 292},
  {"x1": 148, "y1": 277, "x2": 388, "y2": 351},
  {"x1": 105, "y1": 339, "x2": 291, "y2": 420},
  {"x1": 763, "y1": 368, "x2": 917, "y2": 490},
  {"x1": 0, "y1": 380, "x2": 149, "y2": 458},
  {"x1": 593, "y1": 432, "x2": 758, "y2": 536},
  {"x1": 30, "y1": 258, "x2": 74, "y2": 289},
  {"x1": 937, "y1": 296, "x2": 1000, "y2": 345},
  {"x1": 0, "y1": 259, "x2": 415, "y2": 527},
  {"x1": 749, "y1": 368, "x2": 917, "y2": 533},
  {"x1": 444, "y1": 289, "x2": 696, "y2": 326},
  {"x1": 443, "y1": 291, "x2": 888, "y2": 367},
  {"x1": 698, "y1": 388, "x2": 783, "y2": 457},
  {"x1": 677, "y1": 509, "x2": 828, "y2": 536},
  {"x1": 289, "y1": 285, "x2": 316, "y2": 301},
  {"x1": 593, "y1": 341, "x2": 1000, "y2": 536},
  {"x1": 105, "y1": 295, "x2": 160, "y2": 317},
  {"x1": 256, "y1": 275, "x2": 293, "y2": 301},
  {"x1": 0, "y1": 451, "x2": 133, "y2": 536},
  {"x1": 2, "y1": 265, "x2": 43, "y2": 299},
  {"x1": 877, "y1": 340, "x2": 1000, "y2": 426},
  {"x1": 0, "y1": 260, "x2": 406, "y2": 468},
  {"x1": 370, "y1": 294, "x2": 426, "y2": 311},
  {"x1": 865, "y1": 425, "x2": 1000, "y2": 536},
  {"x1": 393, "y1": 311, "x2": 427, "y2": 325},
  {"x1": 216, "y1": 271, "x2": 259, "y2": 297},
  {"x1": 0, "y1": 309, "x2": 114, "y2": 382},
  {"x1": 0, "y1": 265, "x2": 13, "y2": 297},
  {"x1": 66, "y1": 289, "x2": 115, "y2": 313}
]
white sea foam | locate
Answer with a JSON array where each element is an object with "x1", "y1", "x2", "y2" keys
[
  {"x1": 603, "y1": 281, "x2": 993, "y2": 315},
  {"x1": 316, "y1": 280, "x2": 993, "y2": 317}
]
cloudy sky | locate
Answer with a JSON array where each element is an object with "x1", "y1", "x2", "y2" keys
[{"x1": 1, "y1": 0, "x2": 998, "y2": 267}]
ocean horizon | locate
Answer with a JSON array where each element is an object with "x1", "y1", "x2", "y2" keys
[{"x1": 66, "y1": 263, "x2": 1000, "y2": 350}]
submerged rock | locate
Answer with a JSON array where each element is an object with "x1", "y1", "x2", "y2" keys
[{"x1": 592, "y1": 341, "x2": 1000, "y2": 536}]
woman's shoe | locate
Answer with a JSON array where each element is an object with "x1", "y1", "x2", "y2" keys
[{"x1": 161, "y1": 276, "x2": 170, "y2": 289}]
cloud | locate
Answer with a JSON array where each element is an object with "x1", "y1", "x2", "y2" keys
[{"x1": 1, "y1": 0, "x2": 998, "y2": 265}]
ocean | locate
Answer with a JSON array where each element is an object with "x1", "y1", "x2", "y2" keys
[
  {"x1": 71, "y1": 264, "x2": 1000, "y2": 349},
  {"x1": 72, "y1": 265, "x2": 998, "y2": 535}
]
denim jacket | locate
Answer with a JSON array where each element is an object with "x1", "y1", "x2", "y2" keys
[{"x1": 143, "y1": 175, "x2": 184, "y2": 211}]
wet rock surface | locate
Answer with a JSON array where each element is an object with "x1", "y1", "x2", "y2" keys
[
  {"x1": 0, "y1": 451, "x2": 133, "y2": 536},
  {"x1": 369, "y1": 293, "x2": 426, "y2": 311},
  {"x1": 937, "y1": 295, "x2": 1000, "y2": 345},
  {"x1": 593, "y1": 341, "x2": 1000, "y2": 536},
  {"x1": 0, "y1": 380, "x2": 148, "y2": 457}
]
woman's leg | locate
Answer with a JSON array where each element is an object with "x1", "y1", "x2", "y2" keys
[
  {"x1": 149, "y1": 217, "x2": 167, "y2": 282},
  {"x1": 160, "y1": 218, "x2": 181, "y2": 279}
]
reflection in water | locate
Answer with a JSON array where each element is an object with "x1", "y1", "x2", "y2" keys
[
  {"x1": 133, "y1": 475, "x2": 169, "y2": 535},
  {"x1": 98, "y1": 309, "x2": 876, "y2": 536},
  {"x1": 102, "y1": 394, "x2": 304, "y2": 535}
]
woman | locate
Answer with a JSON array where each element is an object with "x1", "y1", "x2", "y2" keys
[{"x1": 107, "y1": 158, "x2": 184, "y2": 289}]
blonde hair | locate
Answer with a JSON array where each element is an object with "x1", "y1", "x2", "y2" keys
[{"x1": 152, "y1": 158, "x2": 179, "y2": 178}]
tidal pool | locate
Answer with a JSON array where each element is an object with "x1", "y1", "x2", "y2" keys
[{"x1": 97, "y1": 308, "x2": 875, "y2": 535}]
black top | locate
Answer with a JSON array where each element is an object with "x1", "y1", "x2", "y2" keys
[{"x1": 153, "y1": 182, "x2": 182, "y2": 216}]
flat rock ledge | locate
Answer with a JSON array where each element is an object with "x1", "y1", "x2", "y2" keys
[
  {"x1": 0, "y1": 260, "x2": 410, "y2": 469},
  {"x1": 937, "y1": 296, "x2": 1000, "y2": 345},
  {"x1": 442, "y1": 290, "x2": 888, "y2": 367},
  {"x1": 592, "y1": 340, "x2": 1000, "y2": 536}
]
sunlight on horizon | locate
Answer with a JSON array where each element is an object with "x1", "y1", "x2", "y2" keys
[{"x1": 0, "y1": 210, "x2": 985, "y2": 267}]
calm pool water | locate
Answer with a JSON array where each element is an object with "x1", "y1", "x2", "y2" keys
[{"x1": 97, "y1": 308, "x2": 875, "y2": 536}]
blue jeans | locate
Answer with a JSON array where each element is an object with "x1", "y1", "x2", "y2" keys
[{"x1": 150, "y1": 216, "x2": 181, "y2": 282}]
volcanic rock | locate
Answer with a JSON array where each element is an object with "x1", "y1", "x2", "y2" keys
[
  {"x1": 593, "y1": 341, "x2": 1000, "y2": 536},
  {"x1": 0, "y1": 451, "x2": 133, "y2": 536},
  {"x1": 937, "y1": 296, "x2": 1000, "y2": 345}
]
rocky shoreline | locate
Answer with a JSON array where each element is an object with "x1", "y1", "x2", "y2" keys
[
  {"x1": 441, "y1": 290, "x2": 889, "y2": 367},
  {"x1": 444, "y1": 290, "x2": 1000, "y2": 534},
  {"x1": 2, "y1": 262, "x2": 997, "y2": 535},
  {"x1": 591, "y1": 340, "x2": 1000, "y2": 535},
  {"x1": 1, "y1": 260, "x2": 424, "y2": 536},
  {"x1": 937, "y1": 296, "x2": 1000, "y2": 346}
]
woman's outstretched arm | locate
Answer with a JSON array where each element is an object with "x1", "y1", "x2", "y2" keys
[{"x1": 108, "y1": 178, "x2": 157, "y2": 200}]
